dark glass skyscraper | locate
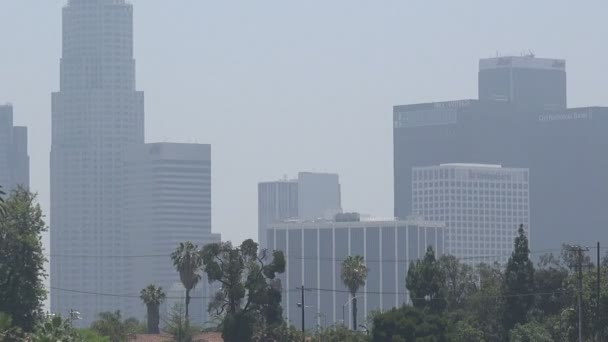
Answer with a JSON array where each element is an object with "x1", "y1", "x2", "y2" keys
[
  {"x1": 479, "y1": 56, "x2": 567, "y2": 110},
  {"x1": 394, "y1": 56, "x2": 608, "y2": 252},
  {"x1": 50, "y1": 0, "x2": 144, "y2": 325}
]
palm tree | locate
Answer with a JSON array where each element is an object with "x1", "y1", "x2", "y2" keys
[
  {"x1": 170, "y1": 241, "x2": 203, "y2": 322},
  {"x1": 0, "y1": 185, "x2": 6, "y2": 217},
  {"x1": 90, "y1": 311, "x2": 139, "y2": 342},
  {"x1": 140, "y1": 284, "x2": 166, "y2": 334},
  {"x1": 341, "y1": 255, "x2": 368, "y2": 331}
]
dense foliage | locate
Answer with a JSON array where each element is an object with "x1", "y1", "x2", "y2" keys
[{"x1": 0, "y1": 188, "x2": 47, "y2": 332}]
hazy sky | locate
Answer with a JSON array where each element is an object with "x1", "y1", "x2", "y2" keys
[{"x1": 0, "y1": 0, "x2": 606, "y2": 251}]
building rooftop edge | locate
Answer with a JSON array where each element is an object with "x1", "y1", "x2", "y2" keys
[{"x1": 269, "y1": 217, "x2": 445, "y2": 229}]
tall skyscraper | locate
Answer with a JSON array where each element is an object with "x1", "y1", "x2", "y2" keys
[
  {"x1": 412, "y1": 164, "x2": 529, "y2": 264},
  {"x1": 393, "y1": 56, "x2": 608, "y2": 251},
  {"x1": 258, "y1": 179, "x2": 298, "y2": 249},
  {"x1": 50, "y1": 0, "x2": 144, "y2": 325},
  {"x1": 124, "y1": 143, "x2": 219, "y2": 324},
  {"x1": 0, "y1": 104, "x2": 29, "y2": 192},
  {"x1": 479, "y1": 55, "x2": 567, "y2": 110},
  {"x1": 268, "y1": 218, "x2": 445, "y2": 330},
  {"x1": 258, "y1": 172, "x2": 341, "y2": 248}
]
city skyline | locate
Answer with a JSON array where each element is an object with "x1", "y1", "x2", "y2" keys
[{"x1": 2, "y1": 1, "x2": 606, "y2": 249}]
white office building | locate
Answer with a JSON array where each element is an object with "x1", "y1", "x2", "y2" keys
[
  {"x1": 267, "y1": 218, "x2": 445, "y2": 330},
  {"x1": 412, "y1": 164, "x2": 530, "y2": 264},
  {"x1": 124, "y1": 143, "x2": 219, "y2": 325},
  {"x1": 50, "y1": 0, "x2": 145, "y2": 325}
]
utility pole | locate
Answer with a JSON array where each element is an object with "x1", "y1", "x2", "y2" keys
[
  {"x1": 568, "y1": 245, "x2": 588, "y2": 342},
  {"x1": 597, "y1": 242, "x2": 601, "y2": 342},
  {"x1": 301, "y1": 285, "x2": 305, "y2": 336}
]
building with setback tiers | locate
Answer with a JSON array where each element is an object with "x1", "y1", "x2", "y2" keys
[
  {"x1": 50, "y1": 0, "x2": 144, "y2": 325},
  {"x1": 124, "y1": 143, "x2": 219, "y2": 325},
  {"x1": 267, "y1": 218, "x2": 445, "y2": 330},
  {"x1": 0, "y1": 104, "x2": 29, "y2": 191},
  {"x1": 393, "y1": 55, "x2": 608, "y2": 251}
]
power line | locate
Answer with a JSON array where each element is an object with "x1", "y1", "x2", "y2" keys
[{"x1": 44, "y1": 247, "x2": 563, "y2": 263}]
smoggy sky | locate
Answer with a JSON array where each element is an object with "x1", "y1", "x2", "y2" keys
[{"x1": 0, "y1": 0, "x2": 606, "y2": 255}]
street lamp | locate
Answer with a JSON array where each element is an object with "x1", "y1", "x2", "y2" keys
[
  {"x1": 68, "y1": 309, "x2": 81, "y2": 329},
  {"x1": 342, "y1": 296, "x2": 362, "y2": 329}
]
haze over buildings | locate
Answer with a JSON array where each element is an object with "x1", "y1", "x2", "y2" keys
[
  {"x1": 393, "y1": 55, "x2": 608, "y2": 251},
  {"x1": 0, "y1": 104, "x2": 29, "y2": 192}
]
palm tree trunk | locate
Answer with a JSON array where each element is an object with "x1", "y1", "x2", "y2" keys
[
  {"x1": 185, "y1": 288, "x2": 191, "y2": 322},
  {"x1": 147, "y1": 305, "x2": 154, "y2": 333},
  {"x1": 352, "y1": 296, "x2": 357, "y2": 331}
]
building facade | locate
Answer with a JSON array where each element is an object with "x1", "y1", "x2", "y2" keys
[
  {"x1": 297, "y1": 172, "x2": 341, "y2": 220},
  {"x1": 479, "y1": 55, "x2": 567, "y2": 110},
  {"x1": 394, "y1": 56, "x2": 608, "y2": 251},
  {"x1": 412, "y1": 164, "x2": 529, "y2": 263},
  {"x1": 258, "y1": 172, "x2": 341, "y2": 249},
  {"x1": 0, "y1": 104, "x2": 29, "y2": 192},
  {"x1": 267, "y1": 219, "x2": 445, "y2": 330},
  {"x1": 258, "y1": 180, "x2": 298, "y2": 249},
  {"x1": 124, "y1": 143, "x2": 219, "y2": 324},
  {"x1": 50, "y1": 0, "x2": 145, "y2": 325}
]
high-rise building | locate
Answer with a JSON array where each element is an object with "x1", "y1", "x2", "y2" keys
[
  {"x1": 124, "y1": 143, "x2": 219, "y2": 324},
  {"x1": 393, "y1": 56, "x2": 608, "y2": 251},
  {"x1": 258, "y1": 179, "x2": 298, "y2": 249},
  {"x1": 297, "y1": 172, "x2": 342, "y2": 220},
  {"x1": 412, "y1": 164, "x2": 529, "y2": 264},
  {"x1": 0, "y1": 104, "x2": 29, "y2": 192},
  {"x1": 258, "y1": 172, "x2": 341, "y2": 248},
  {"x1": 479, "y1": 55, "x2": 567, "y2": 110},
  {"x1": 50, "y1": 0, "x2": 145, "y2": 325},
  {"x1": 267, "y1": 218, "x2": 445, "y2": 330}
]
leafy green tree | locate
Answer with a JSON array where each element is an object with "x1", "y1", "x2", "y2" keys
[
  {"x1": 371, "y1": 306, "x2": 450, "y2": 342},
  {"x1": 77, "y1": 329, "x2": 110, "y2": 342},
  {"x1": 164, "y1": 304, "x2": 200, "y2": 342},
  {"x1": 468, "y1": 262, "x2": 506, "y2": 341},
  {"x1": 314, "y1": 324, "x2": 367, "y2": 342},
  {"x1": 406, "y1": 246, "x2": 446, "y2": 314},
  {"x1": 509, "y1": 321, "x2": 553, "y2": 342},
  {"x1": 341, "y1": 255, "x2": 368, "y2": 331},
  {"x1": 140, "y1": 284, "x2": 166, "y2": 334},
  {"x1": 200, "y1": 239, "x2": 285, "y2": 342},
  {"x1": 0, "y1": 312, "x2": 25, "y2": 341},
  {"x1": 438, "y1": 255, "x2": 478, "y2": 311},
  {"x1": 503, "y1": 224, "x2": 535, "y2": 332},
  {"x1": 451, "y1": 320, "x2": 484, "y2": 342},
  {"x1": 0, "y1": 188, "x2": 47, "y2": 331},
  {"x1": 171, "y1": 242, "x2": 203, "y2": 322},
  {"x1": 90, "y1": 311, "x2": 139, "y2": 342},
  {"x1": 533, "y1": 253, "x2": 569, "y2": 317}
]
